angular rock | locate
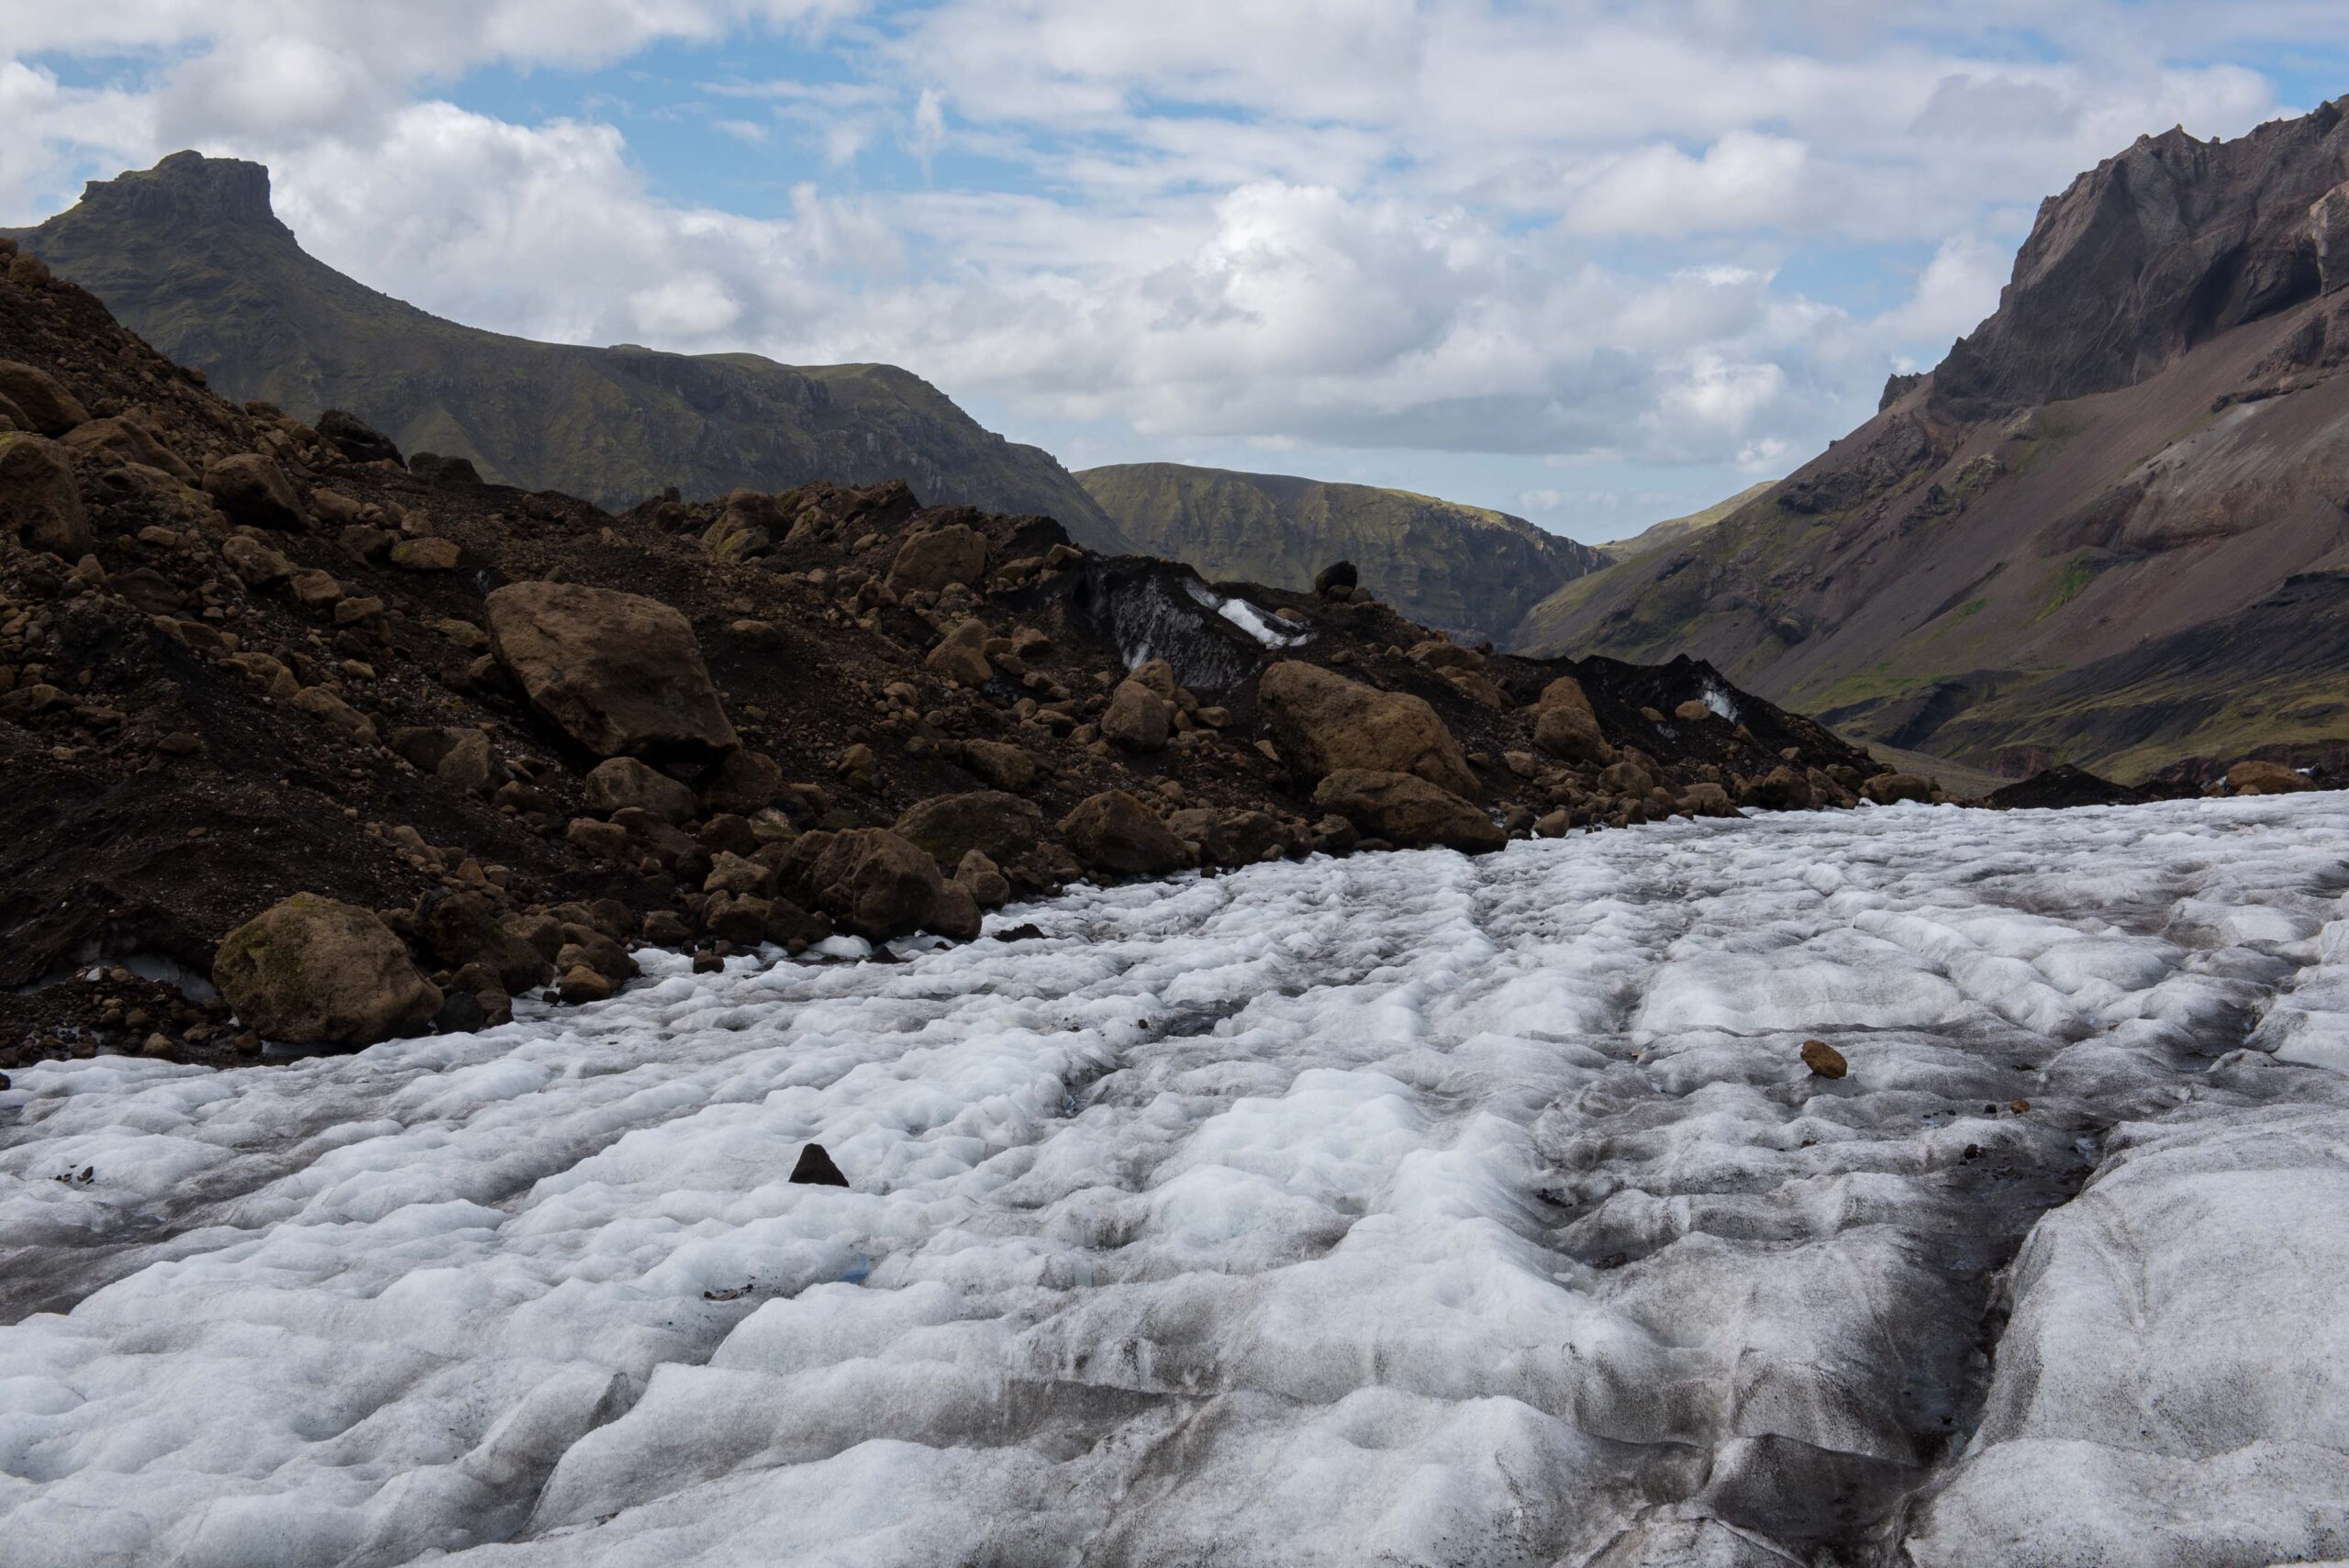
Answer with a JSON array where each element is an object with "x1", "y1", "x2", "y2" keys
[
  {"x1": 204, "y1": 452, "x2": 306, "y2": 529},
  {"x1": 317, "y1": 408, "x2": 401, "y2": 466},
  {"x1": 61, "y1": 415, "x2": 194, "y2": 482},
  {"x1": 1862, "y1": 772, "x2": 1935, "y2": 806},
  {"x1": 417, "y1": 892, "x2": 551, "y2": 995},
  {"x1": 955, "y1": 850, "x2": 1011, "y2": 909},
  {"x1": 1311, "y1": 768, "x2": 1503, "y2": 853},
  {"x1": 1257, "y1": 661, "x2": 1478, "y2": 797},
  {"x1": 791, "y1": 1143, "x2": 851, "y2": 1186},
  {"x1": 212, "y1": 894, "x2": 442, "y2": 1046},
  {"x1": 780, "y1": 828, "x2": 957, "y2": 940},
  {"x1": 585, "y1": 757, "x2": 700, "y2": 823},
  {"x1": 0, "y1": 361, "x2": 88, "y2": 436},
  {"x1": 0, "y1": 433, "x2": 91, "y2": 556},
  {"x1": 486, "y1": 581, "x2": 737, "y2": 757},
  {"x1": 1059, "y1": 790, "x2": 1190, "y2": 875},
  {"x1": 701, "y1": 750, "x2": 785, "y2": 814},
  {"x1": 925, "y1": 618, "x2": 993, "y2": 685},
  {"x1": 2228, "y1": 759, "x2": 2317, "y2": 795},
  {"x1": 1531, "y1": 675, "x2": 1611, "y2": 766},
  {"x1": 893, "y1": 791, "x2": 1045, "y2": 873},
  {"x1": 886, "y1": 524, "x2": 988, "y2": 595},
  {"x1": 958, "y1": 739, "x2": 1035, "y2": 792},
  {"x1": 220, "y1": 532, "x2": 294, "y2": 584},
  {"x1": 389, "y1": 537, "x2": 462, "y2": 571},
  {"x1": 1314, "y1": 560, "x2": 1358, "y2": 596},
  {"x1": 1101, "y1": 678, "x2": 1174, "y2": 752}
]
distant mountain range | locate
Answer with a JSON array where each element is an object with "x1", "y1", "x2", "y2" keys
[
  {"x1": 1530, "y1": 98, "x2": 2349, "y2": 781},
  {"x1": 7, "y1": 152, "x2": 1133, "y2": 551},
  {"x1": 1077, "y1": 462, "x2": 1606, "y2": 643}
]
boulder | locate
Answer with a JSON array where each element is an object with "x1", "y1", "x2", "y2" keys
[
  {"x1": 1168, "y1": 806, "x2": 1286, "y2": 867},
  {"x1": 586, "y1": 757, "x2": 700, "y2": 823},
  {"x1": 2227, "y1": 759, "x2": 2317, "y2": 795},
  {"x1": 925, "y1": 618, "x2": 993, "y2": 685},
  {"x1": 1100, "y1": 678, "x2": 1173, "y2": 751},
  {"x1": 219, "y1": 532, "x2": 294, "y2": 584},
  {"x1": 956, "y1": 850, "x2": 1012, "y2": 909},
  {"x1": 432, "y1": 729, "x2": 497, "y2": 795},
  {"x1": 958, "y1": 739, "x2": 1035, "y2": 792},
  {"x1": 1314, "y1": 560, "x2": 1359, "y2": 597},
  {"x1": 1311, "y1": 768, "x2": 1503, "y2": 853},
  {"x1": 317, "y1": 408, "x2": 401, "y2": 466},
  {"x1": 288, "y1": 685, "x2": 376, "y2": 743},
  {"x1": 389, "y1": 537, "x2": 462, "y2": 571},
  {"x1": 1531, "y1": 676, "x2": 1611, "y2": 766},
  {"x1": 1800, "y1": 1039, "x2": 1849, "y2": 1078},
  {"x1": 1058, "y1": 790, "x2": 1190, "y2": 875},
  {"x1": 0, "y1": 433, "x2": 91, "y2": 555},
  {"x1": 1862, "y1": 772, "x2": 1935, "y2": 806},
  {"x1": 1256, "y1": 661, "x2": 1478, "y2": 798},
  {"x1": 485, "y1": 581, "x2": 738, "y2": 757},
  {"x1": 886, "y1": 524, "x2": 989, "y2": 595},
  {"x1": 417, "y1": 893, "x2": 551, "y2": 995},
  {"x1": 61, "y1": 415, "x2": 194, "y2": 482},
  {"x1": 212, "y1": 895, "x2": 442, "y2": 1046},
  {"x1": 893, "y1": 790, "x2": 1045, "y2": 873},
  {"x1": 780, "y1": 828, "x2": 958, "y2": 940},
  {"x1": 1742, "y1": 764, "x2": 1816, "y2": 810},
  {"x1": 0, "y1": 361, "x2": 88, "y2": 436},
  {"x1": 204, "y1": 452, "x2": 306, "y2": 529}
]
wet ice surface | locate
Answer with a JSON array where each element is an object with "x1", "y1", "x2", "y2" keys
[{"x1": 4, "y1": 798, "x2": 2348, "y2": 1567}]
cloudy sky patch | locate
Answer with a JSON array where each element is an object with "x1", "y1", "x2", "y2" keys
[{"x1": 5, "y1": 2, "x2": 2345, "y2": 539}]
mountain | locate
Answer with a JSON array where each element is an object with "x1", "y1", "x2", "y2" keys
[
  {"x1": 1596, "y1": 482, "x2": 1777, "y2": 562},
  {"x1": 1077, "y1": 462, "x2": 1605, "y2": 643},
  {"x1": 1526, "y1": 98, "x2": 2349, "y2": 782},
  {"x1": 1508, "y1": 481, "x2": 1776, "y2": 653},
  {"x1": 7, "y1": 152, "x2": 1130, "y2": 550}
]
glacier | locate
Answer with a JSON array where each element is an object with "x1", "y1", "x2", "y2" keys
[{"x1": 2, "y1": 795, "x2": 2347, "y2": 1566}]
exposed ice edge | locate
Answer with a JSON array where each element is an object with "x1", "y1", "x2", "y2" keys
[{"x1": 0, "y1": 798, "x2": 2345, "y2": 1566}]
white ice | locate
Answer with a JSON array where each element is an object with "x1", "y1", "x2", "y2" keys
[{"x1": 4, "y1": 795, "x2": 2348, "y2": 1566}]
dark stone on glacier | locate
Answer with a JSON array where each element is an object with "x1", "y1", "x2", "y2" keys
[{"x1": 790, "y1": 1143, "x2": 850, "y2": 1187}]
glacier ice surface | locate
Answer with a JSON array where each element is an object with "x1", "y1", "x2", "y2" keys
[{"x1": 3, "y1": 795, "x2": 2347, "y2": 1565}]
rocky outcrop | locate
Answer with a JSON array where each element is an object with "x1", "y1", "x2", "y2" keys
[
  {"x1": 212, "y1": 895, "x2": 442, "y2": 1045},
  {"x1": 1257, "y1": 661, "x2": 1478, "y2": 797},
  {"x1": 486, "y1": 582, "x2": 738, "y2": 758}
]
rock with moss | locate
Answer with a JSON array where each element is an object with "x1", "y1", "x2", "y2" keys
[{"x1": 213, "y1": 894, "x2": 442, "y2": 1046}]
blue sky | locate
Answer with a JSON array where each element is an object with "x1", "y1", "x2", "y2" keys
[{"x1": 4, "y1": 2, "x2": 2344, "y2": 539}]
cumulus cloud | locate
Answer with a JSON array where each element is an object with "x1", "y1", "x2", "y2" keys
[{"x1": 0, "y1": 0, "x2": 2337, "y2": 506}]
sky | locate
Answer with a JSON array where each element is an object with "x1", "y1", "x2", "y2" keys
[{"x1": 2, "y1": 3, "x2": 2345, "y2": 542}]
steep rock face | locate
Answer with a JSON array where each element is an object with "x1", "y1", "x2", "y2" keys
[
  {"x1": 1079, "y1": 462, "x2": 1603, "y2": 643},
  {"x1": 7, "y1": 153, "x2": 1130, "y2": 550},
  {"x1": 1534, "y1": 97, "x2": 2349, "y2": 782}
]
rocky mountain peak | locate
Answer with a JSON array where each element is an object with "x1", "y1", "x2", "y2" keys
[
  {"x1": 72, "y1": 150, "x2": 289, "y2": 238},
  {"x1": 1932, "y1": 95, "x2": 2349, "y2": 417}
]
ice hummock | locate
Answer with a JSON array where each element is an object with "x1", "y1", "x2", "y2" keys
[{"x1": 3, "y1": 795, "x2": 2347, "y2": 1565}]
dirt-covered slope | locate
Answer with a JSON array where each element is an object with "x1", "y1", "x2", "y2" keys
[
  {"x1": 0, "y1": 239, "x2": 1894, "y2": 1068},
  {"x1": 1078, "y1": 462, "x2": 1604, "y2": 644},
  {"x1": 6, "y1": 152, "x2": 1130, "y2": 550},
  {"x1": 1531, "y1": 98, "x2": 2349, "y2": 781}
]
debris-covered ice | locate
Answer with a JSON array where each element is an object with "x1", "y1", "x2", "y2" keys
[{"x1": 3, "y1": 796, "x2": 2347, "y2": 1566}]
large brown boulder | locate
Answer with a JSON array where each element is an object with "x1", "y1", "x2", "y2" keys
[
  {"x1": 203, "y1": 452, "x2": 306, "y2": 529},
  {"x1": 1257, "y1": 661, "x2": 1477, "y2": 797},
  {"x1": 213, "y1": 895, "x2": 443, "y2": 1045},
  {"x1": 0, "y1": 361, "x2": 88, "y2": 436},
  {"x1": 779, "y1": 828, "x2": 962, "y2": 940},
  {"x1": 2227, "y1": 759, "x2": 2317, "y2": 795},
  {"x1": 1059, "y1": 790, "x2": 1190, "y2": 875},
  {"x1": 585, "y1": 757, "x2": 700, "y2": 823},
  {"x1": 1312, "y1": 768, "x2": 1504, "y2": 853},
  {"x1": 61, "y1": 416, "x2": 194, "y2": 483},
  {"x1": 886, "y1": 525, "x2": 988, "y2": 595},
  {"x1": 893, "y1": 791, "x2": 1044, "y2": 873},
  {"x1": 1531, "y1": 675, "x2": 1611, "y2": 766},
  {"x1": 1101, "y1": 678, "x2": 1174, "y2": 752},
  {"x1": 417, "y1": 893, "x2": 552, "y2": 995},
  {"x1": 486, "y1": 582, "x2": 738, "y2": 758},
  {"x1": 0, "y1": 433, "x2": 91, "y2": 555}
]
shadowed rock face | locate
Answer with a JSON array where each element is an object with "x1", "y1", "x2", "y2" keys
[
  {"x1": 6, "y1": 153, "x2": 1131, "y2": 550},
  {"x1": 1079, "y1": 462, "x2": 1605, "y2": 644},
  {"x1": 1529, "y1": 97, "x2": 2349, "y2": 783}
]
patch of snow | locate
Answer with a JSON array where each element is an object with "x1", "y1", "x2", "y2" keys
[
  {"x1": 1701, "y1": 683, "x2": 1738, "y2": 722},
  {"x1": 2, "y1": 796, "x2": 2347, "y2": 1562}
]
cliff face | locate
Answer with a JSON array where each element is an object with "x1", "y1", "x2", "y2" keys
[
  {"x1": 1079, "y1": 462, "x2": 1605, "y2": 644},
  {"x1": 8, "y1": 154, "x2": 1130, "y2": 550},
  {"x1": 1532, "y1": 97, "x2": 2349, "y2": 781}
]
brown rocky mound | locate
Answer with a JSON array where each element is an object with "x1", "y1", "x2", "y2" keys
[{"x1": 0, "y1": 234, "x2": 1890, "y2": 1063}]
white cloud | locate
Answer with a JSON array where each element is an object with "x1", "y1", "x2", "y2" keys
[{"x1": 0, "y1": 0, "x2": 2336, "y2": 495}]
